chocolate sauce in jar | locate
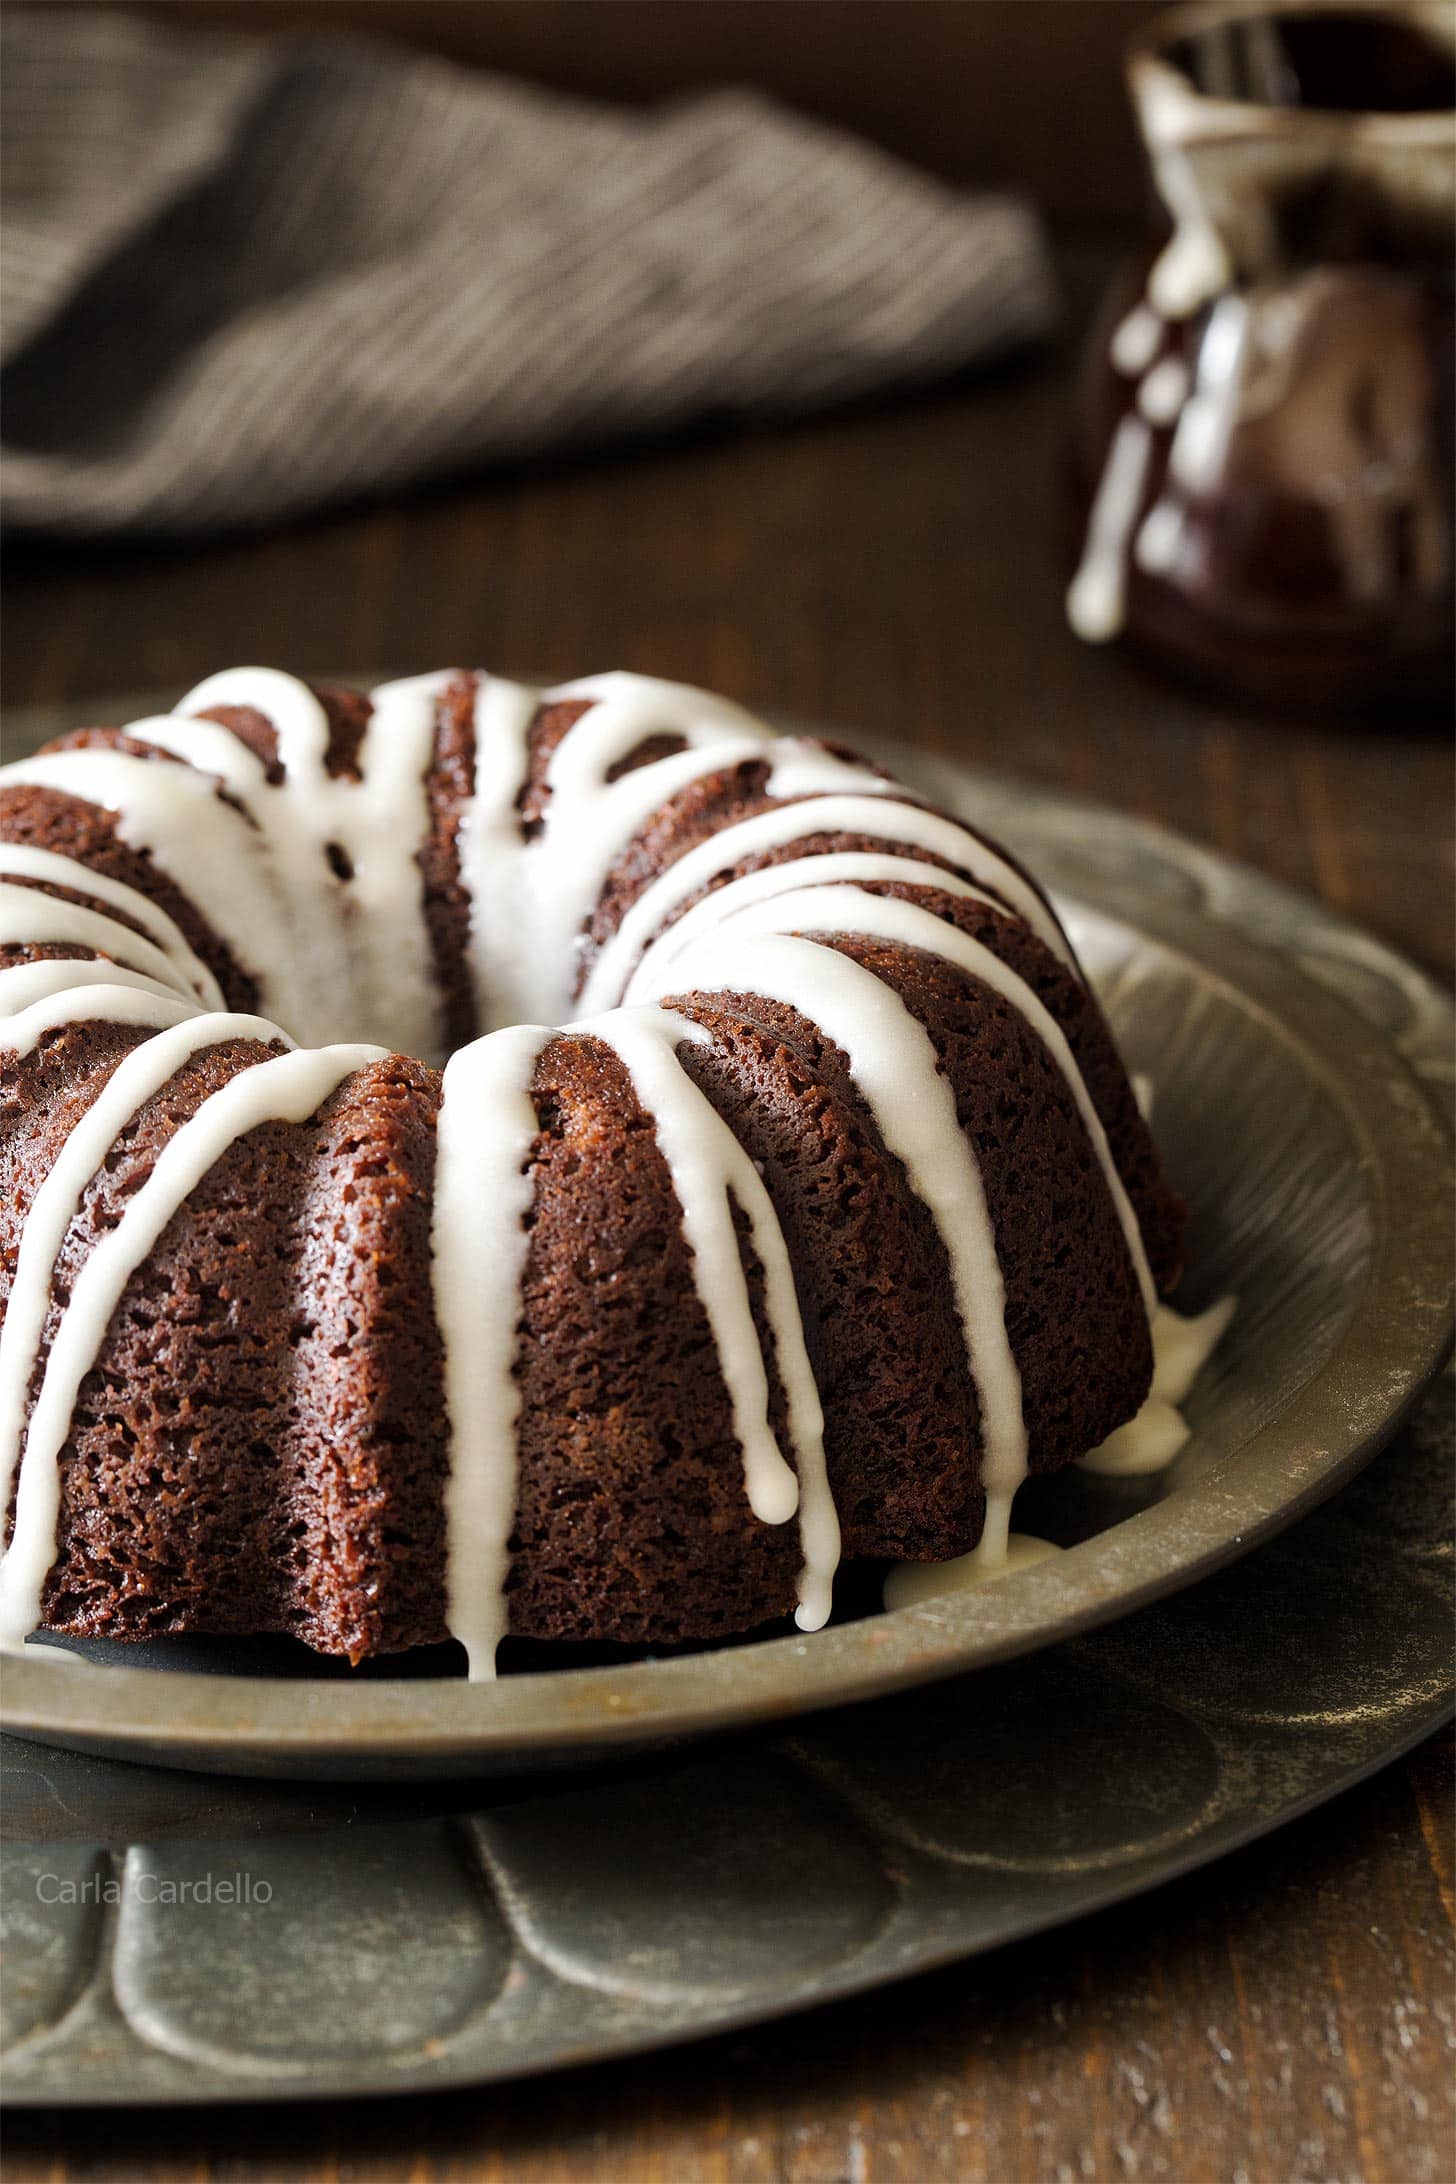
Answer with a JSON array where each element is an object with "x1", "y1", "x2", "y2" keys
[{"x1": 1069, "y1": 2, "x2": 1455, "y2": 711}]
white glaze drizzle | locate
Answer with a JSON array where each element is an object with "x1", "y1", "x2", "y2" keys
[
  {"x1": 1134, "y1": 499, "x2": 1186, "y2": 580},
  {"x1": 584, "y1": 789, "x2": 1074, "y2": 1011},
  {"x1": 0, "y1": 881, "x2": 205, "y2": 1002},
  {"x1": 1162, "y1": 294, "x2": 1248, "y2": 501},
  {"x1": 472, "y1": 673, "x2": 778, "y2": 1027},
  {"x1": 0, "y1": 1013, "x2": 289, "y2": 1540},
  {"x1": 576, "y1": 1006, "x2": 839, "y2": 1633},
  {"x1": 333, "y1": 674, "x2": 450, "y2": 1061},
  {"x1": 3, "y1": 743, "x2": 299, "y2": 1027},
  {"x1": 0, "y1": 1040, "x2": 379, "y2": 1648},
  {"x1": 1131, "y1": 294, "x2": 1251, "y2": 588},
  {"x1": 181, "y1": 665, "x2": 333, "y2": 767},
  {"x1": 0, "y1": 845, "x2": 223, "y2": 1007},
  {"x1": 161, "y1": 668, "x2": 448, "y2": 1058},
  {"x1": 1067, "y1": 415, "x2": 1155, "y2": 645},
  {"x1": 2, "y1": 981, "x2": 197, "y2": 1059},
  {"x1": 758, "y1": 743, "x2": 894, "y2": 799},
  {"x1": 1070, "y1": 29, "x2": 1251, "y2": 655},
  {"x1": 432, "y1": 1004, "x2": 841, "y2": 1676},
  {"x1": 0, "y1": 959, "x2": 187, "y2": 1021},
  {"x1": 1140, "y1": 73, "x2": 1234, "y2": 324},
  {"x1": 433, "y1": 1022, "x2": 555, "y2": 1679},
  {"x1": 457, "y1": 676, "x2": 546, "y2": 1033},
  {"x1": 1111, "y1": 303, "x2": 1163, "y2": 376},
  {"x1": 1073, "y1": 284, "x2": 1247, "y2": 642},
  {"x1": 638, "y1": 882, "x2": 1156, "y2": 1320},
  {"x1": 1138, "y1": 355, "x2": 1192, "y2": 426},
  {"x1": 572, "y1": 1009, "x2": 799, "y2": 1528},
  {"x1": 452, "y1": 671, "x2": 907, "y2": 1030},
  {"x1": 627, "y1": 851, "x2": 1003, "y2": 989},
  {"x1": 5, "y1": 670, "x2": 447, "y2": 1055},
  {"x1": 631, "y1": 927, "x2": 1029, "y2": 1536}
]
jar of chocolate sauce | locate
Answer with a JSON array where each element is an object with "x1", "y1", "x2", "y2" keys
[{"x1": 1068, "y1": 2, "x2": 1455, "y2": 710}]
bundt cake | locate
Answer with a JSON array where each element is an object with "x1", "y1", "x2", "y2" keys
[{"x1": 0, "y1": 668, "x2": 1186, "y2": 1674}]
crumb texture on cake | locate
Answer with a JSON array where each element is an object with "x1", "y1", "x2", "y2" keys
[{"x1": 0, "y1": 669, "x2": 1185, "y2": 1671}]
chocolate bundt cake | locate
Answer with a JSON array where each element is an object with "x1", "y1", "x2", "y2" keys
[{"x1": 0, "y1": 669, "x2": 1185, "y2": 1673}]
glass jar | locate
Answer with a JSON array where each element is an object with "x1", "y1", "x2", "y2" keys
[{"x1": 1068, "y1": 1, "x2": 1455, "y2": 710}]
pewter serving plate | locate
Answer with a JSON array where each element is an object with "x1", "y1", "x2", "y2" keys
[{"x1": 0, "y1": 723, "x2": 1450, "y2": 1785}]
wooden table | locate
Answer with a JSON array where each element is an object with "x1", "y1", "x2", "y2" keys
[{"x1": 4, "y1": 241, "x2": 1452, "y2": 2183}]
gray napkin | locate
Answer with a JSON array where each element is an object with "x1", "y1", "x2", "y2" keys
[{"x1": 1, "y1": 8, "x2": 1056, "y2": 538}]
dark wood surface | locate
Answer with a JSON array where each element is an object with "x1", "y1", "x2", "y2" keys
[
  {"x1": 3, "y1": 237, "x2": 1452, "y2": 2181},
  {"x1": 3, "y1": 1731, "x2": 1449, "y2": 2183},
  {"x1": 95, "y1": 0, "x2": 1163, "y2": 219}
]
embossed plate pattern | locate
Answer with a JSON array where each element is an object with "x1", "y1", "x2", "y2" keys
[{"x1": 1, "y1": 1387, "x2": 1450, "y2": 2105}]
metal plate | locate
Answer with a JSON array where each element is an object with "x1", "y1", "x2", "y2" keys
[
  {"x1": 0, "y1": 727, "x2": 1451, "y2": 1781},
  {"x1": 1, "y1": 1380, "x2": 1450, "y2": 2106}
]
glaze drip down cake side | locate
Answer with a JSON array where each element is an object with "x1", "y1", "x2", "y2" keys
[{"x1": 0, "y1": 669, "x2": 1187, "y2": 1674}]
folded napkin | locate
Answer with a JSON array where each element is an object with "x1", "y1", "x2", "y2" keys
[{"x1": 1, "y1": 8, "x2": 1056, "y2": 537}]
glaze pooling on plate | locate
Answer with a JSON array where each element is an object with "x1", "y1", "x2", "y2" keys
[
  {"x1": 883, "y1": 1528, "x2": 1065, "y2": 1609},
  {"x1": 881, "y1": 1294, "x2": 1238, "y2": 1606},
  {"x1": 1080, "y1": 1296, "x2": 1238, "y2": 1478}
]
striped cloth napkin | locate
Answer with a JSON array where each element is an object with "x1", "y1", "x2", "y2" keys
[{"x1": 1, "y1": 7, "x2": 1057, "y2": 537}]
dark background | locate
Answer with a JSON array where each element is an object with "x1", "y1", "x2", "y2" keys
[{"x1": 48, "y1": 0, "x2": 1165, "y2": 216}]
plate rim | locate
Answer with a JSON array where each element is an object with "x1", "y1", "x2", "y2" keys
[{"x1": 2, "y1": 794, "x2": 1451, "y2": 1776}]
